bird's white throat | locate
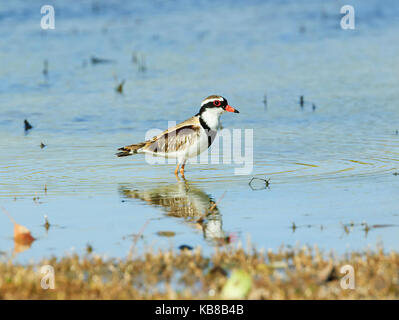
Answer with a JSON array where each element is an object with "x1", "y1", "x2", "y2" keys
[{"x1": 200, "y1": 108, "x2": 223, "y2": 130}]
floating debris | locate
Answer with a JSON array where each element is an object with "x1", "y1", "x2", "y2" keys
[
  {"x1": 312, "y1": 103, "x2": 316, "y2": 111},
  {"x1": 360, "y1": 222, "x2": 371, "y2": 236},
  {"x1": 300, "y1": 95, "x2": 304, "y2": 108},
  {"x1": 132, "y1": 52, "x2": 138, "y2": 64},
  {"x1": 43, "y1": 215, "x2": 50, "y2": 231},
  {"x1": 371, "y1": 224, "x2": 397, "y2": 228},
  {"x1": 24, "y1": 119, "x2": 33, "y2": 131},
  {"x1": 290, "y1": 222, "x2": 326, "y2": 233},
  {"x1": 156, "y1": 231, "x2": 176, "y2": 237},
  {"x1": 42, "y1": 59, "x2": 48, "y2": 77},
  {"x1": 132, "y1": 52, "x2": 147, "y2": 72},
  {"x1": 33, "y1": 196, "x2": 39, "y2": 203},
  {"x1": 115, "y1": 80, "x2": 125, "y2": 94},
  {"x1": 262, "y1": 93, "x2": 267, "y2": 109},
  {"x1": 339, "y1": 221, "x2": 398, "y2": 237},
  {"x1": 90, "y1": 56, "x2": 114, "y2": 65},
  {"x1": 249, "y1": 177, "x2": 270, "y2": 190},
  {"x1": 138, "y1": 56, "x2": 147, "y2": 72}
]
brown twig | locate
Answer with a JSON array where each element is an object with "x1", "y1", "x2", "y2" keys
[
  {"x1": 1, "y1": 206, "x2": 17, "y2": 225},
  {"x1": 128, "y1": 219, "x2": 150, "y2": 260}
]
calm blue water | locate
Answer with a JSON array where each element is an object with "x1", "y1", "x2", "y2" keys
[{"x1": 1, "y1": 0, "x2": 399, "y2": 262}]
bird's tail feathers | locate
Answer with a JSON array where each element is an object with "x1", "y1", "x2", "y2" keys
[{"x1": 116, "y1": 142, "x2": 146, "y2": 157}]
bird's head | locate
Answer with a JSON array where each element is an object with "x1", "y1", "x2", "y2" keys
[
  {"x1": 197, "y1": 95, "x2": 239, "y2": 130},
  {"x1": 199, "y1": 95, "x2": 239, "y2": 115}
]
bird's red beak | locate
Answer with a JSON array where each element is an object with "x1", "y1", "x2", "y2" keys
[{"x1": 225, "y1": 105, "x2": 239, "y2": 113}]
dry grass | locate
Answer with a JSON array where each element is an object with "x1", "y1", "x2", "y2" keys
[{"x1": 1, "y1": 245, "x2": 398, "y2": 299}]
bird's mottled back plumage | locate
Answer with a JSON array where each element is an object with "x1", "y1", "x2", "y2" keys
[{"x1": 116, "y1": 116, "x2": 202, "y2": 157}]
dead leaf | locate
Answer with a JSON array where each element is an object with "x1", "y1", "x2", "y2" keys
[
  {"x1": 1, "y1": 207, "x2": 35, "y2": 253},
  {"x1": 14, "y1": 224, "x2": 35, "y2": 243}
]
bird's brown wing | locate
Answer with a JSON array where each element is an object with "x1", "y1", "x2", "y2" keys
[{"x1": 143, "y1": 116, "x2": 201, "y2": 153}]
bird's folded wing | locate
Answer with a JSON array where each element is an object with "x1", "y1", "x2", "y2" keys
[{"x1": 144, "y1": 116, "x2": 201, "y2": 153}]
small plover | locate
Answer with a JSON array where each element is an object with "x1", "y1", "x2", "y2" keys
[{"x1": 116, "y1": 95, "x2": 239, "y2": 177}]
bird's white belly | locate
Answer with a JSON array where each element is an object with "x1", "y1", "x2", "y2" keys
[{"x1": 184, "y1": 132, "x2": 210, "y2": 159}]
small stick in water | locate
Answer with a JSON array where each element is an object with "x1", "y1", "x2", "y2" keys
[
  {"x1": 300, "y1": 95, "x2": 304, "y2": 108},
  {"x1": 91, "y1": 56, "x2": 114, "y2": 64},
  {"x1": 43, "y1": 59, "x2": 48, "y2": 77},
  {"x1": 116, "y1": 80, "x2": 125, "y2": 94},
  {"x1": 128, "y1": 219, "x2": 150, "y2": 259},
  {"x1": 263, "y1": 93, "x2": 267, "y2": 109},
  {"x1": 132, "y1": 52, "x2": 138, "y2": 64},
  {"x1": 24, "y1": 119, "x2": 33, "y2": 131},
  {"x1": 43, "y1": 215, "x2": 50, "y2": 231}
]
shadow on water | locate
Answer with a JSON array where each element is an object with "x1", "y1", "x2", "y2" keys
[{"x1": 118, "y1": 180, "x2": 234, "y2": 246}]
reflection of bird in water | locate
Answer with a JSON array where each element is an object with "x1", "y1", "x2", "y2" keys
[{"x1": 119, "y1": 182, "x2": 233, "y2": 245}]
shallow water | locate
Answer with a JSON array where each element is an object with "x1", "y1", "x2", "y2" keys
[{"x1": 1, "y1": 0, "x2": 399, "y2": 262}]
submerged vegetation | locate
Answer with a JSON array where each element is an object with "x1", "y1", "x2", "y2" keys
[{"x1": 1, "y1": 245, "x2": 398, "y2": 299}]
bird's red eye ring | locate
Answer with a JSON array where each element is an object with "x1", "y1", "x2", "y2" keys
[{"x1": 213, "y1": 100, "x2": 221, "y2": 107}]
